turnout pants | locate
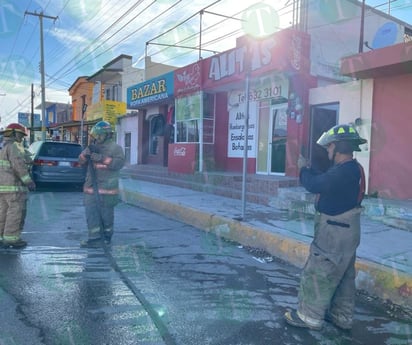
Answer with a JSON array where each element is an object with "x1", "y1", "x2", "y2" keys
[
  {"x1": 297, "y1": 207, "x2": 362, "y2": 327},
  {"x1": 0, "y1": 192, "x2": 28, "y2": 242},
  {"x1": 84, "y1": 193, "x2": 119, "y2": 240}
]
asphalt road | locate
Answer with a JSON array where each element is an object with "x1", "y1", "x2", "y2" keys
[{"x1": 0, "y1": 188, "x2": 411, "y2": 345}]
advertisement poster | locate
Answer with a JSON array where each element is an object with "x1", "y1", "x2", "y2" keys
[
  {"x1": 175, "y1": 92, "x2": 201, "y2": 121},
  {"x1": 227, "y1": 101, "x2": 257, "y2": 158}
]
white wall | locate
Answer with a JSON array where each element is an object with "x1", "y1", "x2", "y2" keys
[
  {"x1": 116, "y1": 115, "x2": 139, "y2": 165},
  {"x1": 307, "y1": 0, "x2": 406, "y2": 81},
  {"x1": 122, "y1": 65, "x2": 144, "y2": 107},
  {"x1": 309, "y1": 79, "x2": 373, "y2": 190}
]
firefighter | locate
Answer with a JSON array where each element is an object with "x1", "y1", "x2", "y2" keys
[
  {"x1": 0, "y1": 123, "x2": 36, "y2": 249},
  {"x1": 78, "y1": 121, "x2": 125, "y2": 247},
  {"x1": 284, "y1": 124, "x2": 367, "y2": 331}
]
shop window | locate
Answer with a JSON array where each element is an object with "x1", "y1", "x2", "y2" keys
[
  {"x1": 175, "y1": 92, "x2": 215, "y2": 144},
  {"x1": 176, "y1": 120, "x2": 198, "y2": 142},
  {"x1": 150, "y1": 115, "x2": 165, "y2": 155}
]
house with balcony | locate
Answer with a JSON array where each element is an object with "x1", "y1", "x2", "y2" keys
[
  {"x1": 34, "y1": 102, "x2": 73, "y2": 142},
  {"x1": 68, "y1": 54, "x2": 144, "y2": 148},
  {"x1": 68, "y1": 76, "x2": 94, "y2": 145}
]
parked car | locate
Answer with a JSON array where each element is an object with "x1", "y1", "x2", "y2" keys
[{"x1": 29, "y1": 141, "x2": 86, "y2": 186}]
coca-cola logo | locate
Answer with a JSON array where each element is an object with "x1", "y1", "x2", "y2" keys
[{"x1": 174, "y1": 147, "x2": 186, "y2": 157}]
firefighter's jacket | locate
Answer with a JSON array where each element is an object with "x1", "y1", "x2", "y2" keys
[
  {"x1": 0, "y1": 138, "x2": 33, "y2": 193},
  {"x1": 79, "y1": 140, "x2": 125, "y2": 195}
]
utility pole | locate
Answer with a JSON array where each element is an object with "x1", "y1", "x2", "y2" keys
[
  {"x1": 24, "y1": 11, "x2": 58, "y2": 141},
  {"x1": 30, "y1": 83, "x2": 34, "y2": 144},
  {"x1": 80, "y1": 95, "x2": 88, "y2": 147}
]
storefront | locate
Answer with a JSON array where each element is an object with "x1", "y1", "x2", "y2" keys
[
  {"x1": 126, "y1": 71, "x2": 175, "y2": 166},
  {"x1": 169, "y1": 28, "x2": 312, "y2": 177}
]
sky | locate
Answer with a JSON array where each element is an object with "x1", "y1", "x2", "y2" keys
[{"x1": 0, "y1": 0, "x2": 411, "y2": 128}]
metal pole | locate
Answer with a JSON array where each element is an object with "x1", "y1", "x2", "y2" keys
[
  {"x1": 24, "y1": 11, "x2": 58, "y2": 141},
  {"x1": 199, "y1": 10, "x2": 203, "y2": 60},
  {"x1": 30, "y1": 83, "x2": 34, "y2": 144},
  {"x1": 241, "y1": 72, "x2": 250, "y2": 219},
  {"x1": 81, "y1": 103, "x2": 88, "y2": 147},
  {"x1": 199, "y1": 91, "x2": 204, "y2": 172},
  {"x1": 39, "y1": 14, "x2": 46, "y2": 141},
  {"x1": 80, "y1": 116, "x2": 84, "y2": 146},
  {"x1": 359, "y1": 0, "x2": 366, "y2": 53}
]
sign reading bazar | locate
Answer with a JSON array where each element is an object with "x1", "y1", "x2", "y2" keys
[{"x1": 127, "y1": 71, "x2": 174, "y2": 109}]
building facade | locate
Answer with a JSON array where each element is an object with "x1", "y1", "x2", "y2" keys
[
  {"x1": 125, "y1": 71, "x2": 175, "y2": 166},
  {"x1": 340, "y1": 40, "x2": 412, "y2": 200}
]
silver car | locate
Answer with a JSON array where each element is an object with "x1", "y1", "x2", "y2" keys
[{"x1": 29, "y1": 141, "x2": 86, "y2": 186}]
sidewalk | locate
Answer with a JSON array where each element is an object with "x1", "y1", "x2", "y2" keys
[{"x1": 118, "y1": 177, "x2": 412, "y2": 311}]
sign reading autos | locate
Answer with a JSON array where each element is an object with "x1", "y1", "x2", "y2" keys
[{"x1": 127, "y1": 71, "x2": 174, "y2": 109}]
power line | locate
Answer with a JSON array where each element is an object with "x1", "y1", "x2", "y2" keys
[
  {"x1": 1, "y1": 0, "x2": 296, "y2": 125},
  {"x1": 55, "y1": 0, "x2": 183, "y2": 83},
  {"x1": 0, "y1": 0, "x2": 37, "y2": 102},
  {"x1": 52, "y1": 0, "x2": 152, "y2": 82}
]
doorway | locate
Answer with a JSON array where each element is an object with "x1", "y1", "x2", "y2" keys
[
  {"x1": 257, "y1": 103, "x2": 288, "y2": 175},
  {"x1": 309, "y1": 103, "x2": 338, "y2": 172},
  {"x1": 124, "y1": 132, "x2": 131, "y2": 164}
]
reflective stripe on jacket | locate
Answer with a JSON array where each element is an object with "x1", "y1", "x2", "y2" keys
[{"x1": 0, "y1": 139, "x2": 33, "y2": 193}]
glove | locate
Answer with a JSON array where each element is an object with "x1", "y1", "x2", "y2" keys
[
  {"x1": 27, "y1": 181, "x2": 36, "y2": 191},
  {"x1": 90, "y1": 153, "x2": 103, "y2": 162},
  {"x1": 297, "y1": 154, "x2": 308, "y2": 170}
]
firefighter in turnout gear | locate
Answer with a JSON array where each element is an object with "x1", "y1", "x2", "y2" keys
[
  {"x1": 284, "y1": 124, "x2": 367, "y2": 331},
  {"x1": 78, "y1": 121, "x2": 125, "y2": 247},
  {"x1": 0, "y1": 123, "x2": 36, "y2": 249}
]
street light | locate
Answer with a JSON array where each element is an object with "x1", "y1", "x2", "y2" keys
[{"x1": 80, "y1": 103, "x2": 88, "y2": 147}]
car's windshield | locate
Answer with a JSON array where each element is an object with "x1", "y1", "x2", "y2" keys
[{"x1": 38, "y1": 143, "x2": 82, "y2": 158}]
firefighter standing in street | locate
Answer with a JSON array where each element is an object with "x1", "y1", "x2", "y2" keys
[
  {"x1": 78, "y1": 121, "x2": 125, "y2": 247},
  {"x1": 0, "y1": 123, "x2": 36, "y2": 249},
  {"x1": 284, "y1": 124, "x2": 367, "y2": 331}
]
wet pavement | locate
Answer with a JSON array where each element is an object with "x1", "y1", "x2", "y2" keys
[
  {"x1": 0, "y1": 189, "x2": 411, "y2": 344},
  {"x1": 118, "y1": 178, "x2": 412, "y2": 312}
]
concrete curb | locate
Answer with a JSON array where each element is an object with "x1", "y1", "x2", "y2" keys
[{"x1": 120, "y1": 188, "x2": 412, "y2": 311}]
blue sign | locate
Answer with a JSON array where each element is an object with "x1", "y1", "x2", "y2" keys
[
  {"x1": 18, "y1": 112, "x2": 41, "y2": 127},
  {"x1": 127, "y1": 71, "x2": 174, "y2": 109}
]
